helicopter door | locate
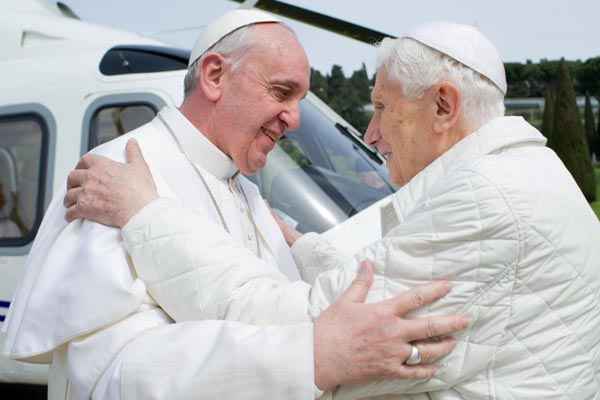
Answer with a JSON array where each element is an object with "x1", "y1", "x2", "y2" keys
[{"x1": 0, "y1": 106, "x2": 53, "y2": 250}]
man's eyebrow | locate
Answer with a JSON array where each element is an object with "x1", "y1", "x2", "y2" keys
[{"x1": 271, "y1": 80, "x2": 299, "y2": 89}]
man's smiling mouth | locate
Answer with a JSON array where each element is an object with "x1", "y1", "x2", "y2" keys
[{"x1": 261, "y1": 127, "x2": 280, "y2": 143}]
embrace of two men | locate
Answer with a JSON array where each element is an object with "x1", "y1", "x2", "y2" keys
[{"x1": 4, "y1": 8, "x2": 600, "y2": 400}]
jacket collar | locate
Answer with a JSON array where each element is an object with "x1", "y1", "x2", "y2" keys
[
  {"x1": 391, "y1": 116, "x2": 547, "y2": 222},
  {"x1": 158, "y1": 106, "x2": 238, "y2": 180}
]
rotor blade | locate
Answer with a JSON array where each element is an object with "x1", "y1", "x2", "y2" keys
[
  {"x1": 230, "y1": 0, "x2": 395, "y2": 44},
  {"x1": 56, "y1": 2, "x2": 80, "y2": 20}
]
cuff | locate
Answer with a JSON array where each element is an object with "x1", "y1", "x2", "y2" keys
[
  {"x1": 291, "y1": 232, "x2": 321, "y2": 269},
  {"x1": 121, "y1": 198, "x2": 179, "y2": 247},
  {"x1": 121, "y1": 197, "x2": 182, "y2": 284},
  {"x1": 291, "y1": 232, "x2": 328, "y2": 285}
]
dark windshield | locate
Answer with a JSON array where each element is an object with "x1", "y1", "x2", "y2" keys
[{"x1": 248, "y1": 98, "x2": 394, "y2": 233}]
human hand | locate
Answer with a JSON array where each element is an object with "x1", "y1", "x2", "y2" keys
[
  {"x1": 64, "y1": 139, "x2": 158, "y2": 228},
  {"x1": 314, "y1": 260, "x2": 468, "y2": 391}
]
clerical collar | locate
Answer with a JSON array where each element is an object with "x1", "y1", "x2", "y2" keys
[{"x1": 158, "y1": 106, "x2": 238, "y2": 180}]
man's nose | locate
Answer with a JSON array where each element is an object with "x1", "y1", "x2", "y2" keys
[
  {"x1": 364, "y1": 117, "x2": 379, "y2": 146},
  {"x1": 280, "y1": 101, "x2": 301, "y2": 131}
]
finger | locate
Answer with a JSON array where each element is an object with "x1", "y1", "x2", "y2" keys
[
  {"x1": 390, "y1": 364, "x2": 439, "y2": 380},
  {"x1": 125, "y1": 139, "x2": 145, "y2": 165},
  {"x1": 383, "y1": 281, "x2": 451, "y2": 316},
  {"x1": 339, "y1": 261, "x2": 374, "y2": 304},
  {"x1": 66, "y1": 170, "x2": 88, "y2": 190},
  {"x1": 402, "y1": 315, "x2": 469, "y2": 342},
  {"x1": 63, "y1": 187, "x2": 83, "y2": 208},
  {"x1": 75, "y1": 153, "x2": 104, "y2": 170},
  {"x1": 65, "y1": 205, "x2": 81, "y2": 223},
  {"x1": 413, "y1": 336, "x2": 457, "y2": 364}
]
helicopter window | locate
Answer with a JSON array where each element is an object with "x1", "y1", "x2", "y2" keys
[
  {"x1": 251, "y1": 100, "x2": 394, "y2": 234},
  {"x1": 0, "y1": 114, "x2": 47, "y2": 246},
  {"x1": 100, "y1": 46, "x2": 188, "y2": 76},
  {"x1": 89, "y1": 104, "x2": 156, "y2": 149}
]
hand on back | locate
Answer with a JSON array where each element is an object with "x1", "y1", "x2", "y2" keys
[{"x1": 64, "y1": 139, "x2": 157, "y2": 228}]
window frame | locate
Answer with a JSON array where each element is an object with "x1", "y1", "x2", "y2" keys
[
  {"x1": 99, "y1": 45, "x2": 190, "y2": 76},
  {"x1": 81, "y1": 93, "x2": 166, "y2": 154},
  {"x1": 0, "y1": 104, "x2": 55, "y2": 252}
]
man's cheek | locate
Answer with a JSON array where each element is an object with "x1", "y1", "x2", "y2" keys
[{"x1": 249, "y1": 143, "x2": 268, "y2": 169}]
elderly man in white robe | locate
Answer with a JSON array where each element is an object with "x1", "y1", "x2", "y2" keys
[
  {"x1": 62, "y1": 21, "x2": 600, "y2": 399},
  {"x1": 2, "y1": 10, "x2": 468, "y2": 400}
]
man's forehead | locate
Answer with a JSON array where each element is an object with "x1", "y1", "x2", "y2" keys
[{"x1": 372, "y1": 70, "x2": 394, "y2": 95}]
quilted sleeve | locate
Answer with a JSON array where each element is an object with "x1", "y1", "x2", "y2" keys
[
  {"x1": 121, "y1": 198, "x2": 312, "y2": 326},
  {"x1": 309, "y1": 167, "x2": 521, "y2": 398},
  {"x1": 291, "y1": 232, "x2": 352, "y2": 285}
]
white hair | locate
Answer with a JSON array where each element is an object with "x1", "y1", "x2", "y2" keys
[
  {"x1": 376, "y1": 37, "x2": 505, "y2": 129},
  {"x1": 183, "y1": 25, "x2": 254, "y2": 97},
  {"x1": 183, "y1": 22, "x2": 295, "y2": 98}
]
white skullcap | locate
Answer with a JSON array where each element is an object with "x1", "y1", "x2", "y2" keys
[
  {"x1": 188, "y1": 9, "x2": 281, "y2": 66},
  {"x1": 403, "y1": 21, "x2": 507, "y2": 95}
]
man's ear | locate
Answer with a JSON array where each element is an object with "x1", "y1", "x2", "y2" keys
[
  {"x1": 432, "y1": 82, "x2": 461, "y2": 134},
  {"x1": 198, "y1": 53, "x2": 227, "y2": 102}
]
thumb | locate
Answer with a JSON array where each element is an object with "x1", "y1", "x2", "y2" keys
[
  {"x1": 339, "y1": 260, "x2": 374, "y2": 304},
  {"x1": 125, "y1": 139, "x2": 144, "y2": 165}
]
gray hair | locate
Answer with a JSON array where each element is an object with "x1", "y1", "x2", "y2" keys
[
  {"x1": 376, "y1": 37, "x2": 505, "y2": 129},
  {"x1": 183, "y1": 25, "x2": 255, "y2": 98}
]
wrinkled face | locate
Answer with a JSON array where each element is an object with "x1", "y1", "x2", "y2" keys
[
  {"x1": 364, "y1": 70, "x2": 438, "y2": 186},
  {"x1": 216, "y1": 24, "x2": 310, "y2": 175}
]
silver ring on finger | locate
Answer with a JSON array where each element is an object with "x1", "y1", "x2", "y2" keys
[{"x1": 405, "y1": 345, "x2": 422, "y2": 365}]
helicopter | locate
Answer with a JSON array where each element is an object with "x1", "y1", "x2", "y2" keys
[{"x1": 0, "y1": 0, "x2": 398, "y2": 395}]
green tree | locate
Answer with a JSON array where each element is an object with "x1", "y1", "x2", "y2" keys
[
  {"x1": 584, "y1": 92, "x2": 598, "y2": 160},
  {"x1": 598, "y1": 106, "x2": 600, "y2": 155},
  {"x1": 326, "y1": 65, "x2": 371, "y2": 133},
  {"x1": 506, "y1": 62, "x2": 530, "y2": 97},
  {"x1": 349, "y1": 63, "x2": 371, "y2": 104},
  {"x1": 327, "y1": 65, "x2": 346, "y2": 102},
  {"x1": 578, "y1": 57, "x2": 600, "y2": 101},
  {"x1": 550, "y1": 61, "x2": 596, "y2": 201},
  {"x1": 504, "y1": 58, "x2": 587, "y2": 98},
  {"x1": 310, "y1": 68, "x2": 328, "y2": 103},
  {"x1": 541, "y1": 85, "x2": 556, "y2": 146}
]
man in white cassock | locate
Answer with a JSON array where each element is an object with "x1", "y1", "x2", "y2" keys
[
  {"x1": 2, "y1": 10, "x2": 467, "y2": 400},
  {"x1": 63, "y1": 21, "x2": 600, "y2": 399}
]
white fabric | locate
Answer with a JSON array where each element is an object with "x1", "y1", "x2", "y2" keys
[
  {"x1": 2, "y1": 106, "x2": 314, "y2": 399},
  {"x1": 188, "y1": 9, "x2": 280, "y2": 66},
  {"x1": 404, "y1": 21, "x2": 507, "y2": 94},
  {"x1": 121, "y1": 116, "x2": 600, "y2": 399}
]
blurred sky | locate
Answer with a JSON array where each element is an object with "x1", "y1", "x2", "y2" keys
[{"x1": 61, "y1": 0, "x2": 600, "y2": 76}]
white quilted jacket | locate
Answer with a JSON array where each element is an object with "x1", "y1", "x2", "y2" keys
[{"x1": 123, "y1": 117, "x2": 600, "y2": 399}]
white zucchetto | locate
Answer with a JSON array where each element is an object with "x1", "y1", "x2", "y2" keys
[
  {"x1": 188, "y1": 9, "x2": 281, "y2": 66},
  {"x1": 404, "y1": 21, "x2": 507, "y2": 94}
]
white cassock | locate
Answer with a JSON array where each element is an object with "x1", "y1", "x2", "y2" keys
[
  {"x1": 116, "y1": 117, "x2": 600, "y2": 399},
  {"x1": 2, "y1": 106, "x2": 320, "y2": 400}
]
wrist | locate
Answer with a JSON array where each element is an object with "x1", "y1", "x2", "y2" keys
[
  {"x1": 285, "y1": 228, "x2": 303, "y2": 246},
  {"x1": 313, "y1": 319, "x2": 339, "y2": 392}
]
